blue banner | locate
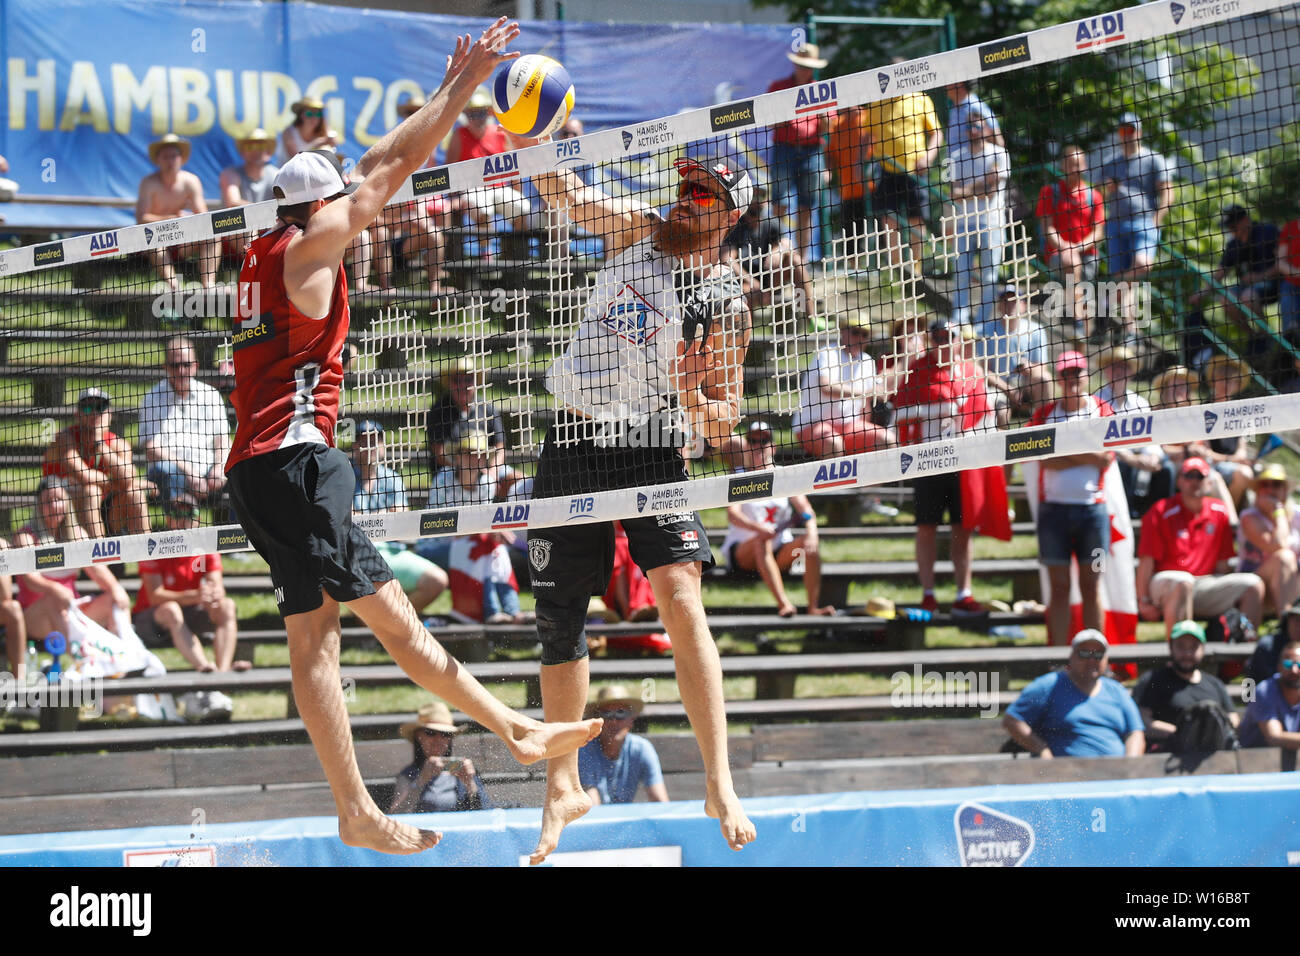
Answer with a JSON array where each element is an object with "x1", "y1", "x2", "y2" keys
[
  {"x1": 0, "y1": 0, "x2": 798, "y2": 226},
  {"x1": 2, "y1": 774, "x2": 1297, "y2": 866}
]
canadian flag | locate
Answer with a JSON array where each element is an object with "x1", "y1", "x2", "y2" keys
[
  {"x1": 1024, "y1": 459, "x2": 1138, "y2": 674},
  {"x1": 448, "y1": 534, "x2": 518, "y2": 624}
]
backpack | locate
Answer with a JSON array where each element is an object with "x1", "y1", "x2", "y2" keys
[{"x1": 1168, "y1": 699, "x2": 1239, "y2": 755}]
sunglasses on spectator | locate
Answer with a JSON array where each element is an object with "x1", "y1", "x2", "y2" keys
[
  {"x1": 1283, "y1": 660, "x2": 1300, "y2": 671},
  {"x1": 79, "y1": 401, "x2": 110, "y2": 414},
  {"x1": 464, "y1": 109, "x2": 490, "y2": 120},
  {"x1": 599, "y1": 707, "x2": 635, "y2": 720},
  {"x1": 418, "y1": 728, "x2": 453, "y2": 740},
  {"x1": 1259, "y1": 480, "x2": 1286, "y2": 489},
  {"x1": 303, "y1": 109, "x2": 323, "y2": 118},
  {"x1": 678, "y1": 182, "x2": 724, "y2": 209},
  {"x1": 1075, "y1": 649, "x2": 1105, "y2": 660}
]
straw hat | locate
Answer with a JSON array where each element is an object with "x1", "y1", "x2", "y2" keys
[
  {"x1": 584, "y1": 684, "x2": 644, "y2": 719},
  {"x1": 1152, "y1": 365, "x2": 1193, "y2": 395},
  {"x1": 450, "y1": 429, "x2": 490, "y2": 455},
  {"x1": 788, "y1": 43, "x2": 829, "y2": 70},
  {"x1": 465, "y1": 86, "x2": 493, "y2": 112},
  {"x1": 290, "y1": 96, "x2": 326, "y2": 116},
  {"x1": 237, "y1": 127, "x2": 275, "y2": 151},
  {"x1": 149, "y1": 133, "x2": 191, "y2": 165},
  {"x1": 1254, "y1": 462, "x2": 1290, "y2": 489},
  {"x1": 397, "y1": 94, "x2": 426, "y2": 118},
  {"x1": 861, "y1": 596, "x2": 897, "y2": 619},
  {"x1": 1097, "y1": 346, "x2": 1138, "y2": 375},
  {"x1": 400, "y1": 701, "x2": 461, "y2": 739},
  {"x1": 1202, "y1": 353, "x2": 1251, "y2": 388}
]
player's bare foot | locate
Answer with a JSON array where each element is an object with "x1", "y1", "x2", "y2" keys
[
  {"x1": 507, "y1": 717, "x2": 602, "y2": 766},
  {"x1": 529, "y1": 785, "x2": 591, "y2": 865},
  {"x1": 338, "y1": 812, "x2": 441, "y2": 855},
  {"x1": 705, "y1": 787, "x2": 756, "y2": 851},
  {"x1": 776, "y1": 601, "x2": 797, "y2": 618},
  {"x1": 810, "y1": 605, "x2": 836, "y2": 616}
]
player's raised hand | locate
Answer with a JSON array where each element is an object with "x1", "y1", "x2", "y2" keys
[{"x1": 444, "y1": 17, "x2": 521, "y2": 92}]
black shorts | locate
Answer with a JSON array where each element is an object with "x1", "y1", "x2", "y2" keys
[
  {"x1": 526, "y1": 413, "x2": 714, "y2": 608},
  {"x1": 913, "y1": 472, "x2": 963, "y2": 526},
  {"x1": 873, "y1": 170, "x2": 924, "y2": 221},
  {"x1": 226, "y1": 444, "x2": 393, "y2": 617}
]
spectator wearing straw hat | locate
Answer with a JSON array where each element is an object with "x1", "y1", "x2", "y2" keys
[
  {"x1": 1036, "y1": 144, "x2": 1105, "y2": 338},
  {"x1": 132, "y1": 492, "x2": 244, "y2": 673},
  {"x1": 43, "y1": 388, "x2": 151, "y2": 538},
  {"x1": 281, "y1": 97, "x2": 337, "y2": 161},
  {"x1": 1237, "y1": 463, "x2": 1300, "y2": 615},
  {"x1": 1003, "y1": 629, "x2": 1146, "y2": 757},
  {"x1": 220, "y1": 128, "x2": 279, "y2": 207},
  {"x1": 767, "y1": 42, "x2": 831, "y2": 263},
  {"x1": 578, "y1": 685, "x2": 667, "y2": 805},
  {"x1": 1137, "y1": 456, "x2": 1264, "y2": 638},
  {"x1": 426, "y1": 358, "x2": 509, "y2": 479},
  {"x1": 1133, "y1": 619, "x2": 1239, "y2": 750},
  {"x1": 864, "y1": 86, "x2": 942, "y2": 275},
  {"x1": 1192, "y1": 205, "x2": 1280, "y2": 348},
  {"x1": 1028, "y1": 351, "x2": 1115, "y2": 645},
  {"x1": 1238, "y1": 639, "x2": 1300, "y2": 750},
  {"x1": 1100, "y1": 113, "x2": 1170, "y2": 343},
  {"x1": 792, "y1": 314, "x2": 892, "y2": 460},
  {"x1": 722, "y1": 185, "x2": 823, "y2": 330},
  {"x1": 391, "y1": 701, "x2": 493, "y2": 813},
  {"x1": 136, "y1": 133, "x2": 219, "y2": 292}
]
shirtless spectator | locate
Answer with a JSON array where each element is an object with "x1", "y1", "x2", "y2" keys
[
  {"x1": 792, "y1": 314, "x2": 892, "y2": 459},
  {"x1": 42, "y1": 389, "x2": 149, "y2": 537},
  {"x1": 136, "y1": 134, "x2": 219, "y2": 292},
  {"x1": 375, "y1": 100, "x2": 446, "y2": 293},
  {"x1": 219, "y1": 129, "x2": 278, "y2": 208},
  {"x1": 0, "y1": 541, "x2": 27, "y2": 682}
]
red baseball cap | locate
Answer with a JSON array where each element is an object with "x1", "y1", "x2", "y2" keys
[
  {"x1": 1055, "y1": 350, "x2": 1088, "y2": 374},
  {"x1": 1181, "y1": 456, "x2": 1210, "y2": 477}
]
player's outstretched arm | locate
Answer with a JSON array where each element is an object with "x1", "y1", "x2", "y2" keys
[
  {"x1": 296, "y1": 19, "x2": 520, "y2": 265},
  {"x1": 502, "y1": 130, "x2": 657, "y2": 259}
]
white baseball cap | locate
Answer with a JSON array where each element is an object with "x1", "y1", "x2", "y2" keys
[
  {"x1": 272, "y1": 149, "x2": 359, "y2": 205},
  {"x1": 1071, "y1": 628, "x2": 1109, "y2": 649}
]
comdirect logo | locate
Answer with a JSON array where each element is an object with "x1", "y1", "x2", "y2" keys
[
  {"x1": 978, "y1": 35, "x2": 1031, "y2": 71},
  {"x1": 1103, "y1": 415, "x2": 1154, "y2": 447},
  {"x1": 709, "y1": 100, "x2": 755, "y2": 131},
  {"x1": 954, "y1": 802, "x2": 1034, "y2": 867},
  {"x1": 1171, "y1": 2, "x2": 1186, "y2": 24},
  {"x1": 411, "y1": 167, "x2": 451, "y2": 195},
  {"x1": 900, "y1": 452, "x2": 914, "y2": 474},
  {"x1": 216, "y1": 529, "x2": 248, "y2": 552},
  {"x1": 35, "y1": 546, "x2": 65, "y2": 569},
  {"x1": 728, "y1": 472, "x2": 774, "y2": 502},
  {"x1": 419, "y1": 511, "x2": 458, "y2": 535},
  {"x1": 814, "y1": 458, "x2": 858, "y2": 489},
  {"x1": 1005, "y1": 428, "x2": 1056, "y2": 460},
  {"x1": 1204, "y1": 410, "x2": 1218, "y2": 433},
  {"x1": 33, "y1": 242, "x2": 65, "y2": 266},
  {"x1": 210, "y1": 209, "x2": 247, "y2": 235},
  {"x1": 877, "y1": 72, "x2": 891, "y2": 94}
]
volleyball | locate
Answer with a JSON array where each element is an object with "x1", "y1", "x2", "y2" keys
[{"x1": 491, "y1": 54, "x2": 575, "y2": 138}]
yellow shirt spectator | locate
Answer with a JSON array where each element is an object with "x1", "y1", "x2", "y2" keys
[{"x1": 864, "y1": 93, "x2": 940, "y2": 175}]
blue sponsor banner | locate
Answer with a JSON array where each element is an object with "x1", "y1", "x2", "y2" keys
[
  {"x1": 1, "y1": 774, "x2": 1297, "y2": 866},
  {"x1": 0, "y1": 0, "x2": 796, "y2": 226}
]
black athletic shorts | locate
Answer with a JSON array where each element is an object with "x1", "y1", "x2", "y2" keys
[
  {"x1": 527, "y1": 412, "x2": 714, "y2": 607},
  {"x1": 872, "y1": 170, "x2": 924, "y2": 221},
  {"x1": 913, "y1": 472, "x2": 963, "y2": 527},
  {"x1": 226, "y1": 444, "x2": 393, "y2": 617}
]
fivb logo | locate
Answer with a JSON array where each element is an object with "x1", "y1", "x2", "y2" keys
[
  {"x1": 813, "y1": 458, "x2": 858, "y2": 489},
  {"x1": 900, "y1": 452, "x2": 914, "y2": 475},
  {"x1": 954, "y1": 802, "x2": 1034, "y2": 867},
  {"x1": 1204, "y1": 410, "x2": 1218, "y2": 434},
  {"x1": 49, "y1": 886, "x2": 151, "y2": 935}
]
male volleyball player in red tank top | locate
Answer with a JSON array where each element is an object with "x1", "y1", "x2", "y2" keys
[{"x1": 224, "y1": 19, "x2": 599, "y2": 856}]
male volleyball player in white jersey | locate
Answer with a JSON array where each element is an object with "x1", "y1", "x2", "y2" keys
[
  {"x1": 224, "y1": 20, "x2": 599, "y2": 857},
  {"x1": 507, "y1": 133, "x2": 758, "y2": 862}
]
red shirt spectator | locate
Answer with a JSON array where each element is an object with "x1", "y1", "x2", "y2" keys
[
  {"x1": 768, "y1": 74, "x2": 822, "y2": 147},
  {"x1": 1035, "y1": 179, "x2": 1104, "y2": 257},
  {"x1": 1279, "y1": 218, "x2": 1300, "y2": 287},
  {"x1": 1138, "y1": 495, "x2": 1235, "y2": 577},
  {"x1": 133, "y1": 553, "x2": 223, "y2": 614}
]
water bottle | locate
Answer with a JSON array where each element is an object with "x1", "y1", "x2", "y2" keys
[
  {"x1": 44, "y1": 633, "x2": 66, "y2": 681},
  {"x1": 904, "y1": 607, "x2": 933, "y2": 623},
  {"x1": 25, "y1": 642, "x2": 39, "y2": 683},
  {"x1": 989, "y1": 625, "x2": 1028, "y2": 641}
]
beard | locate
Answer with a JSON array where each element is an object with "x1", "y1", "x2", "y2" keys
[{"x1": 655, "y1": 215, "x2": 707, "y2": 259}]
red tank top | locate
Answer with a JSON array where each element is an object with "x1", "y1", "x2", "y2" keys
[
  {"x1": 454, "y1": 123, "x2": 507, "y2": 161},
  {"x1": 226, "y1": 224, "x2": 349, "y2": 471},
  {"x1": 42, "y1": 425, "x2": 118, "y2": 477}
]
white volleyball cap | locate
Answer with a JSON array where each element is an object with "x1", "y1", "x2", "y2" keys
[{"x1": 272, "y1": 149, "x2": 359, "y2": 205}]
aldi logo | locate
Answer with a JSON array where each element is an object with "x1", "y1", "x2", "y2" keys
[
  {"x1": 492, "y1": 503, "x2": 529, "y2": 530},
  {"x1": 91, "y1": 539, "x2": 122, "y2": 563},
  {"x1": 89, "y1": 231, "x2": 120, "y2": 257},
  {"x1": 794, "y1": 81, "x2": 838, "y2": 115},
  {"x1": 813, "y1": 458, "x2": 858, "y2": 489},
  {"x1": 483, "y1": 152, "x2": 519, "y2": 185},
  {"x1": 1103, "y1": 415, "x2": 1153, "y2": 447},
  {"x1": 1075, "y1": 13, "x2": 1125, "y2": 50}
]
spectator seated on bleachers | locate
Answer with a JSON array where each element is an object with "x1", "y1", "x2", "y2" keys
[
  {"x1": 1133, "y1": 620, "x2": 1239, "y2": 753},
  {"x1": 1095, "y1": 347, "x2": 1167, "y2": 518},
  {"x1": 792, "y1": 314, "x2": 892, "y2": 460},
  {"x1": 390, "y1": 702, "x2": 493, "y2": 813},
  {"x1": 350, "y1": 420, "x2": 447, "y2": 615},
  {"x1": 43, "y1": 388, "x2": 150, "y2": 538},
  {"x1": 140, "y1": 336, "x2": 231, "y2": 508},
  {"x1": 136, "y1": 133, "x2": 219, "y2": 294},
  {"x1": 443, "y1": 86, "x2": 534, "y2": 239},
  {"x1": 1237, "y1": 463, "x2": 1300, "y2": 616},
  {"x1": 132, "y1": 493, "x2": 244, "y2": 672},
  {"x1": 721, "y1": 185, "x2": 823, "y2": 330},
  {"x1": 219, "y1": 128, "x2": 278, "y2": 207},
  {"x1": 375, "y1": 97, "x2": 447, "y2": 294},
  {"x1": 0, "y1": 541, "x2": 27, "y2": 682},
  {"x1": 1238, "y1": 640, "x2": 1300, "y2": 752},
  {"x1": 578, "y1": 685, "x2": 668, "y2": 805},
  {"x1": 721, "y1": 422, "x2": 832, "y2": 618},
  {"x1": 425, "y1": 358, "x2": 511, "y2": 482},
  {"x1": 417, "y1": 429, "x2": 511, "y2": 570},
  {"x1": 1248, "y1": 599, "x2": 1300, "y2": 685},
  {"x1": 1137, "y1": 456, "x2": 1265, "y2": 639},
  {"x1": 1002, "y1": 629, "x2": 1146, "y2": 758},
  {"x1": 1200, "y1": 354, "x2": 1255, "y2": 508},
  {"x1": 1191, "y1": 204, "x2": 1280, "y2": 350},
  {"x1": 279, "y1": 97, "x2": 337, "y2": 161}
]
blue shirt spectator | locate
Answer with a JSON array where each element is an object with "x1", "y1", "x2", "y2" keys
[
  {"x1": 579, "y1": 733, "x2": 664, "y2": 804},
  {"x1": 1005, "y1": 648, "x2": 1145, "y2": 757},
  {"x1": 945, "y1": 81, "x2": 1002, "y2": 153},
  {"x1": 1240, "y1": 671, "x2": 1300, "y2": 748},
  {"x1": 352, "y1": 462, "x2": 407, "y2": 512}
]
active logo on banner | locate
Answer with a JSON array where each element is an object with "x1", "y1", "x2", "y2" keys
[
  {"x1": 1171, "y1": 2, "x2": 1186, "y2": 24},
  {"x1": 728, "y1": 472, "x2": 774, "y2": 502},
  {"x1": 641, "y1": 485, "x2": 690, "y2": 514},
  {"x1": 216, "y1": 529, "x2": 248, "y2": 552},
  {"x1": 978, "y1": 35, "x2": 1031, "y2": 71},
  {"x1": 210, "y1": 208, "x2": 247, "y2": 235},
  {"x1": 900, "y1": 452, "x2": 914, "y2": 474},
  {"x1": 814, "y1": 458, "x2": 858, "y2": 489},
  {"x1": 954, "y1": 802, "x2": 1034, "y2": 866},
  {"x1": 710, "y1": 100, "x2": 755, "y2": 131},
  {"x1": 420, "y1": 511, "x2": 458, "y2": 535},
  {"x1": 528, "y1": 538, "x2": 552, "y2": 572},
  {"x1": 1103, "y1": 415, "x2": 1154, "y2": 447},
  {"x1": 1005, "y1": 428, "x2": 1056, "y2": 460},
  {"x1": 1213, "y1": 401, "x2": 1271, "y2": 435},
  {"x1": 411, "y1": 167, "x2": 451, "y2": 195}
]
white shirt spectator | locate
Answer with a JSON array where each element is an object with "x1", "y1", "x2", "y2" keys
[
  {"x1": 427, "y1": 466, "x2": 495, "y2": 508},
  {"x1": 1035, "y1": 397, "x2": 1111, "y2": 505},
  {"x1": 721, "y1": 497, "x2": 794, "y2": 564},
  {"x1": 139, "y1": 380, "x2": 229, "y2": 475},
  {"x1": 793, "y1": 346, "x2": 879, "y2": 430},
  {"x1": 951, "y1": 142, "x2": 1010, "y2": 217},
  {"x1": 977, "y1": 319, "x2": 1049, "y2": 379}
]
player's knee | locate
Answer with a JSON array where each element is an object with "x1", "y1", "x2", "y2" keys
[{"x1": 535, "y1": 597, "x2": 589, "y2": 666}]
